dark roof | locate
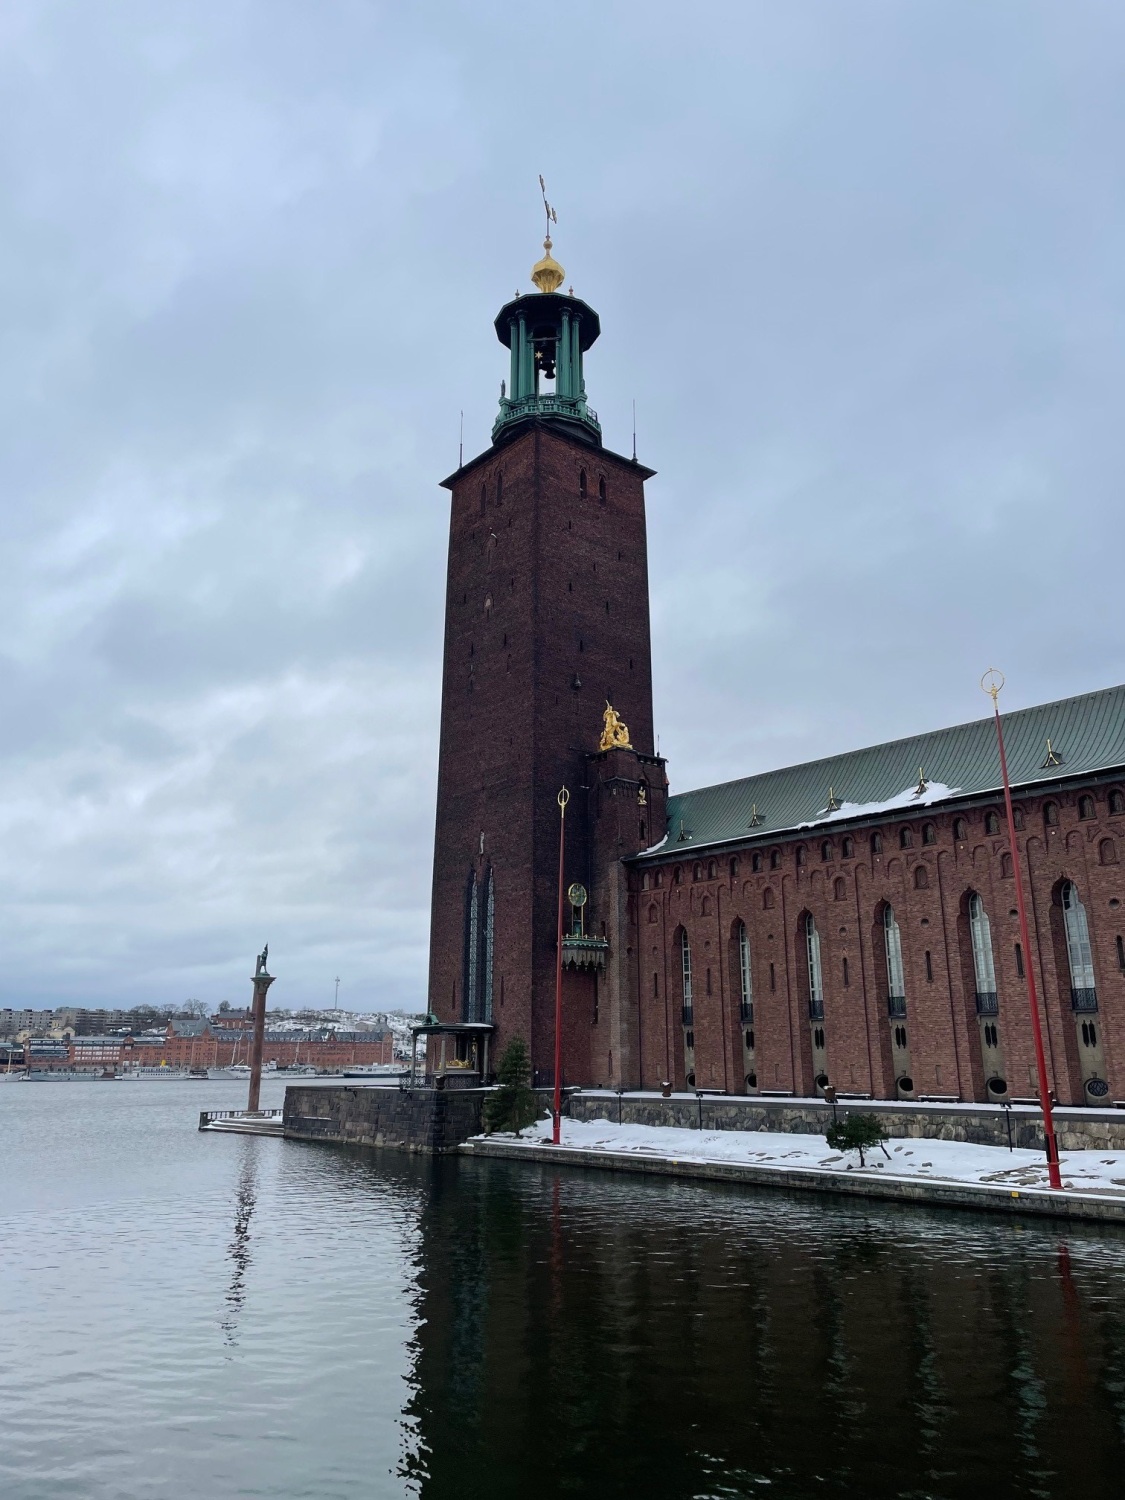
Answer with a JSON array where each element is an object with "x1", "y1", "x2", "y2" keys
[
  {"x1": 641, "y1": 684, "x2": 1125, "y2": 858},
  {"x1": 168, "y1": 1018, "x2": 209, "y2": 1037}
]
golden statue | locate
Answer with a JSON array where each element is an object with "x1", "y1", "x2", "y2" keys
[{"x1": 599, "y1": 700, "x2": 633, "y2": 752}]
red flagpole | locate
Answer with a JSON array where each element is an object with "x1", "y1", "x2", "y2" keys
[
  {"x1": 552, "y1": 787, "x2": 569, "y2": 1145},
  {"x1": 984, "y1": 670, "x2": 1063, "y2": 1189}
]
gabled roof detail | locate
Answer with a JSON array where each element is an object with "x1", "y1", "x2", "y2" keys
[{"x1": 640, "y1": 685, "x2": 1125, "y2": 857}]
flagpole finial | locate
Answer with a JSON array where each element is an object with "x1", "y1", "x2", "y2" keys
[{"x1": 981, "y1": 667, "x2": 1005, "y2": 706}]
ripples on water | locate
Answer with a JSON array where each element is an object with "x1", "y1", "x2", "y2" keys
[{"x1": 3, "y1": 1083, "x2": 1125, "y2": 1498}]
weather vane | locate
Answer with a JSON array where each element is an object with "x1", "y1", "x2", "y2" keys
[
  {"x1": 981, "y1": 667, "x2": 1005, "y2": 706},
  {"x1": 539, "y1": 174, "x2": 558, "y2": 240}
]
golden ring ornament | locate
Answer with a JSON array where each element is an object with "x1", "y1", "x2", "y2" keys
[
  {"x1": 567, "y1": 882, "x2": 588, "y2": 907},
  {"x1": 558, "y1": 786, "x2": 570, "y2": 810},
  {"x1": 980, "y1": 667, "x2": 1005, "y2": 705}
]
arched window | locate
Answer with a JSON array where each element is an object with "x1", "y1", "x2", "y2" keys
[
  {"x1": 913, "y1": 865, "x2": 929, "y2": 890},
  {"x1": 729, "y1": 856, "x2": 740, "y2": 879},
  {"x1": 1012, "y1": 808, "x2": 1024, "y2": 831},
  {"x1": 1044, "y1": 801, "x2": 1059, "y2": 826},
  {"x1": 984, "y1": 810, "x2": 999, "y2": 835},
  {"x1": 680, "y1": 929, "x2": 693, "y2": 1019},
  {"x1": 496, "y1": 472, "x2": 503, "y2": 504},
  {"x1": 647, "y1": 904, "x2": 659, "y2": 924},
  {"x1": 737, "y1": 920, "x2": 752, "y2": 1017},
  {"x1": 763, "y1": 887, "x2": 775, "y2": 910},
  {"x1": 795, "y1": 845, "x2": 807, "y2": 867},
  {"x1": 479, "y1": 483, "x2": 487, "y2": 516},
  {"x1": 871, "y1": 832, "x2": 883, "y2": 854},
  {"x1": 969, "y1": 893, "x2": 997, "y2": 1007},
  {"x1": 1100, "y1": 838, "x2": 1117, "y2": 866},
  {"x1": 693, "y1": 861, "x2": 703, "y2": 881},
  {"x1": 462, "y1": 867, "x2": 495, "y2": 1023},
  {"x1": 579, "y1": 469, "x2": 587, "y2": 499},
  {"x1": 1110, "y1": 790, "x2": 1125, "y2": 816},
  {"x1": 770, "y1": 849, "x2": 781, "y2": 869},
  {"x1": 841, "y1": 836, "x2": 854, "y2": 858},
  {"x1": 899, "y1": 827, "x2": 914, "y2": 849},
  {"x1": 598, "y1": 476, "x2": 607, "y2": 504},
  {"x1": 708, "y1": 859, "x2": 718, "y2": 880},
  {"x1": 1079, "y1": 795, "x2": 1096, "y2": 820},
  {"x1": 751, "y1": 852, "x2": 762, "y2": 873},
  {"x1": 953, "y1": 818, "x2": 967, "y2": 841},
  {"x1": 805, "y1": 914, "x2": 824, "y2": 1019},
  {"x1": 884, "y1": 905, "x2": 906, "y2": 1011},
  {"x1": 1000, "y1": 852, "x2": 1013, "y2": 878},
  {"x1": 1062, "y1": 882, "x2": 1097, "y2": 1008},
  {"x1": 922, "y1": 823, "x2": 936, "y2": 845},
  {"x1": 673, "y1": 865, "x2": 683, "y2": 885},
  {"x1": 833, "y1": 876, "x2": 846, "y2": 901},
  {"x1": 821, "y1": 840, "x2": 833, "y2": 862}
]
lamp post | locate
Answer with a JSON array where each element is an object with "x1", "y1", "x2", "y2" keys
[
  {"x1": 552, "y1": 787, "x2": 569, "y2": 1145},
  {"x1": 982, "y1": 669, "x2": 1063, "y2": 1189}
]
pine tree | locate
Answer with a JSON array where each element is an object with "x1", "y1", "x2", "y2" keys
[
  {"x1": 482, "y1": 1036, "x2": 539, "y2": 1135},
  {"x1": 825, "y1": 1112, "x2": 891, "y2": 1167}
]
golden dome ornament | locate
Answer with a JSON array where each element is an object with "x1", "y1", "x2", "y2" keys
[
  {"x1": 531, "y1": 235, "x2": 565, "y2": 293},
  {"x1": 531, "y1": 174, "x2": 565, "y2": 293}
]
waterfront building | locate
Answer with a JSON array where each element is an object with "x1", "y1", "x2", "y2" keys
[{"x1": 426, "y1": 231, "x2": 1125, "y2": 1108}]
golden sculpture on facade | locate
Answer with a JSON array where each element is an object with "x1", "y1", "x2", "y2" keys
[{"x1": 599, "y1": 701, "x2": 633, "y2": 752}]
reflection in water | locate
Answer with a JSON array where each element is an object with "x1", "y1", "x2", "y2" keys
[
  {"x1": 401, "y1": 1158, "x2": 1125, "y2": 1500},
  {"x1": 221, "y1": 1143, "x2": 258, "y2": 1346}
]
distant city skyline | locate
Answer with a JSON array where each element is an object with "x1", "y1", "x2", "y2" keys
[{"x1": 1, "y1": 2, "x2": 1123, "y2": 1010}]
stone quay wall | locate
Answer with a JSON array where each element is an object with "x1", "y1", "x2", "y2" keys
[
  {"x1": 567, "y1": 1090, "x2": 1125, "y2": 1152},
  {"x1": 283, "y1": 1083, "x2": 487, "y2": 1154}
]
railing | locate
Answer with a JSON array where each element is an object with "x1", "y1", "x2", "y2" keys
[
  {"x1": 681, "y1": 1005, "x2": 695, "y2": 1028},
  {"x1": 739, "y1": 1002, "x2": 753, "y2": 1025},
  {"x1": 1071, "y1": 987, "x2": 1099, "y2": 1013},
  {"x1": 886, "y1": 995, "x2": 907, "y2": 1019},
  {"x1": 198, "y1": 1108, "x2": 283, "y2": 1128},
  {"x1": 808, "y1": 1000, "x2": 824, "y2": 1021},
  {"x1": 975, "y1": 991, "x2": 999, "y2": 1016},
  {"x1": 493, "y1": 393, "x2": 600, "y2": 437}
]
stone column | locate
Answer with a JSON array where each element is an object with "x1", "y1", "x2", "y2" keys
[{"x1": 247, "y1": 949, "x2": 275, "y2": 1113}]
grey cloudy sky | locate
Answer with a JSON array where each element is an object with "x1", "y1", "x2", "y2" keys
[{"x1": 2, "y1": 1, "x2": 1122, "y2": 1013}]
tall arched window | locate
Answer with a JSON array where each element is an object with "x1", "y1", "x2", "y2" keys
[
  {"x1": 871, "y1": 832, "x2": 883, "y2": 854},
  {"x1": 680, "y1": 929, "x2": 694, "y2": 1022},
  {"x1": 1079, "y1": 795, "x2": 1095, "y2": 820},
  {"x1": 985, "y1": 811, "x2": 1000, "y2": 835},
  {"x1": 953, "y1": 818, "x2": 967, "y2": 841},
  {"x1": 821, "y1": 840, "x2": 833, "y2": 862},
  {"x1": 463, "y1": 868, "x2": 495, "y2": 1023},
  {"x1": 833, "y1": 876, "x2": 846, "y2": 901},
  {"x1": 805, "y1": 914, "x2": 824, "y2": 1020},
  {"x1": 1063, "y1": 882, "x2": 1097, "y2": 1010},
  {"x1": 969, "y1": 893, "x2": 997, "y2": 1010},
  {"x1": 1110, "y1": 790, "x2": 1125, "y2": 815},
  {"x1": 737, "y1": 920, "x2": 752, "y2": 1021},
  {"x1": 482, "y1": 869, "x2": 495, "y2": 1022},
  {"x1": 1044, "y1": 801, "x2": 1059, "y2": 827},
  {"x1": 884, "y1": 905, "x2": 906, "y2": 1016},
  {"x1": 598, "y1": 476, "x2": 607, "y2": 503},
  {"x1": 841, "y1": 836, "x2": 854, "y2": 858},
  {"x1": 579, "y1": 469, "x2": 587, "y2": 499}
]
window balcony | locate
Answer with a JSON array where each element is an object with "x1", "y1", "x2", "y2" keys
[
  {"x1": 975, "y1": 991, "x2": 999, "y2": 1016},
  {"x1": 739, "y1": 1002, "x2": 753, "y2": 1025},
  {"x1": 887, "y1": 995, "x2": 907, "y2": 1019},
  {"x1": 808, "y1": 1000, "x2": 824, "y2": 1021},
  {"x1": 681, "y1": 1005, "x2": 694, "y2": 1028},
  {"x1": 560, "y1": 935, "x2": 609, "y2": 971},
  {"x1": 1071, "y1": 987, "x2": 1099, "y2": 1013}
]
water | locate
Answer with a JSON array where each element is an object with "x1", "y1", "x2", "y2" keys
[{"x1": 3, "y1": 1083, "x2": 1125, "y2": 1499}]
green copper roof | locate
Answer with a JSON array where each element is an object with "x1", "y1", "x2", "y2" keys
[{"x1": 644, "y1": 684, "x2": 1125, "y2": 856}]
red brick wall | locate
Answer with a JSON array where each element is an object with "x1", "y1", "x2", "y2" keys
[
  {"x1": 428, "y1": 423, "x2": 656, "y2": 1080},
  {"x1": 630, "y1": 785, "x2": 1125, "y2": 1105}
]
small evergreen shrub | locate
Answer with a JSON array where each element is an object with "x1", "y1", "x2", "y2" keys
[
  {"x1": 825, "y1": 1112, "x2": 890, "y2": 1167},
  {"x1": 482, "y1": 1036, "x2": 539, "y2": 1135}
]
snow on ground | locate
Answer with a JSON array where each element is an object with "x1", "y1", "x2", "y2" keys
[{"x1": 494, "y1": 1115, "x2": 1125, "y2": 1197}]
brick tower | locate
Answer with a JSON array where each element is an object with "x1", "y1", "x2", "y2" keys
[{"x1": 427, "y1": 228, "x2": 665, "y2": 1087}]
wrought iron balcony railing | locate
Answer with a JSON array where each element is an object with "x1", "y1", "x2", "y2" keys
[
  {"x1": 1071, "y1": 987, "x2": 1099, "y2": 1013},
  {"x1": 975, "y1": 991, "x2": 999, "y2": 1016}
]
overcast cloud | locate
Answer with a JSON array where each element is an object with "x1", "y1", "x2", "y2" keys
[{"x1": 1, "y1": 1, "x2": 1122, "y2": 1013}]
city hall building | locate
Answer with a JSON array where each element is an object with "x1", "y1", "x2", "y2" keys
[{"x1": 426, "y1": 232, "x2": 1125, "y2": 1109}]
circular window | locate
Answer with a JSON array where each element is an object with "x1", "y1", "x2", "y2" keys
[
  {"x1": 987, "y1": 1076, "x2": 1008, "y2": 1095},
  {"x1": 897, "y1": 1076, "x2": 915, "y2": 1093},
  {"x1": 1087, "y1": 1077, "x2": 1110, "y2": 1097},
  {"x1": 815, "y1": 1072, "x2": 829, "y2": 1090},
  {"x1": 685, "y1": 1070, "x2": 696, "y2": 1088},
  {"x1": 746, "y1": 1072, "x2": 757, "y2": 1089}
]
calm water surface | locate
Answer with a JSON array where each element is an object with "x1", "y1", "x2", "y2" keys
[{"x1": 3, "y1": 1080, "x2": 1125, "y2": 1498}]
